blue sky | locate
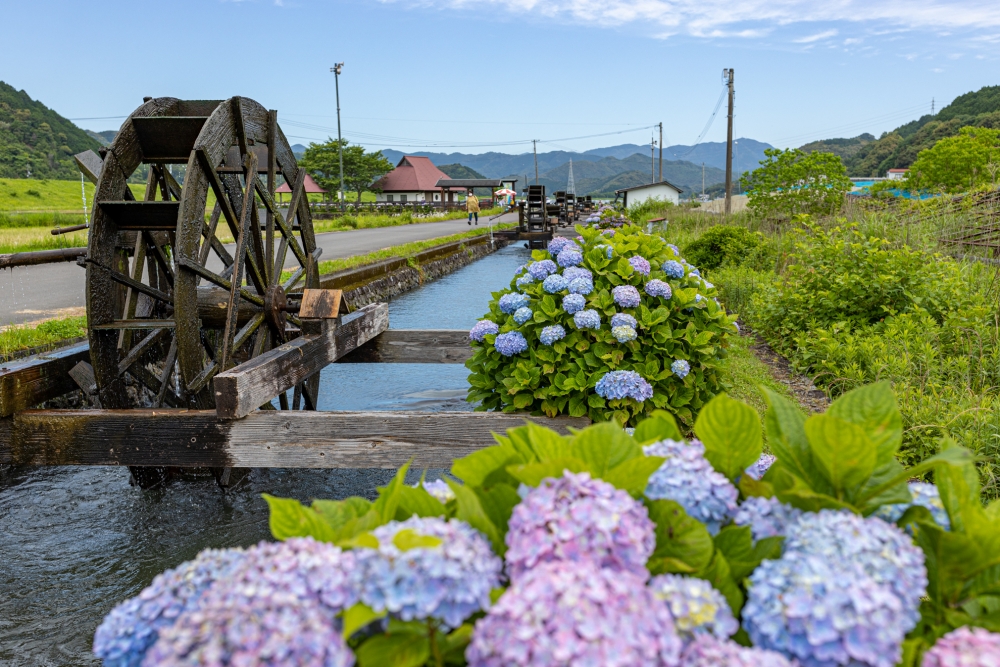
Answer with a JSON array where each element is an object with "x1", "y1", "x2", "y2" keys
[{"x1": 2, "y1": 0, "x2": 998, "y2": 154}]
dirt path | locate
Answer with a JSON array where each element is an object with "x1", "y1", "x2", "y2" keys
[{"x1": 743, "y1": 328, "x2": 831, "y2": 413}]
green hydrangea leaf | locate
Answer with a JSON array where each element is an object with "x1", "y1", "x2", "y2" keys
[{"x1": 694, "y1": 393, "x2": 763, "y2": 482}]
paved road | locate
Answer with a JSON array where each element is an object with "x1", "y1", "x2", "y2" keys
[{"x1": 0, "y1": 213, "x2": 517, "y2": 327}]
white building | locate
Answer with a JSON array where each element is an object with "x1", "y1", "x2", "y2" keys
[
  {"x1": 615, "y1": 181, "x2": 684, "y2": 208},
  {"x1": 886, "y1": 168, "x2": 909, "y2": 181}
]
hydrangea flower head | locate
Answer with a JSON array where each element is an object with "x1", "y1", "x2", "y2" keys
[
  {"x1": 574, "y1": 309, "x2": 601, "y2": 330},
  {"x1": 568, "y1": 277, "x2": 594, "y2": 295},
  {"x1": 513, "y1": 306, "x2": 534, "y2": 325},
  {"x1": 602, "y1": 229, "x2": 616, "y2": 237},
  {"x1": 680, "y1": 635, "x2": 797, "y2": 667},
  {"x1": 93, "y1": 548, "x2": 247, "y2": 667},
  {"x1": 613, "y1": 285, "x2": 641, "y2": 308},
  {"x1": 353, "y1": 516, "x2": 503, "y2": 629},
  {"x1": 745, "y1": 453, "x2": 776, "y2": 481},
  {"x1": 733, "y1": 496, "x2": 804, "y2": 542},
  {"x1": 505, "y1": 470, "x2": 655, "y2": 581},
  {"x1": 611, "y1": 313, "x2": 638, "y2": 329},
  {"x1": 528, "y1": 260, "x2": 558, "y2": 280},
  {"x1": 466, "y1": 562, "x2": 682, "y2": 667},
  {"x1": 666, "y1": 244, "x2": 680, "y2": 256},
  {"x1": 516, "y1": 274, "x2": 535, "y2": 289},
  {"x1": 495, "y1": 331, "x2": 528, "y2": 356},
  {"x1": 663, "y1": 260, "x2": 685, "y2": 279},
  {"x1": 498, "y1": 292, "x2": 530, "y2": 314},
  {"x1": 547, "y1": 237, "x2": 573, "y2": 255},
  {"x1": 922, "y1": 626, "x2": 1000, "y2": 667},
  {"x1": 646, "y1": 279, "x2": 673, "y2": 299},
  {"x1": 557, "y1": 247, "x2": 584, "y2": 267},
  {"x1": 874, "y1": 482, "x2": 950, "y2": 531},
  {"x1": 417, "y1": 478, "x2": 456, "y2": 503},
  {"x1": 563, "y1": 267, "x2": 593, "y2": 282},
  {"x1": 648, "y1": 574, "x2": 738, "y2": 642},
  {"x1": 469, "y1": 320, "x2": 499, "y2": 342},
  {"x1": 596, "y1": 244, "x2": 614, "y2": 258},
  {"x1": 563, "y1": 293, "x2": 586, "y2": 315},
  {"x1": 690, "y1": 267, "x2": 701, "y2": 277},
  {"x1": 539, "y1": 325, "x2": 566, "y2": 346},
  {"x1": 543, "y1": 274, "x2": 569, "y2": 293},
  {"x1": 595, "y1": 370, "x2": 653, "y2": 402},
  {"x1": 629, "y1": 256, "x2": 651, "y2": 275},
  {"x1": 672, "y1": 359, "x2": 691, "y2": 379},
  {"x1": 613, "y1": 325, "x2": 638, "y2": 343},
  {"x1": 644, "y1": 439, "x2": 738, "y2": 534}
]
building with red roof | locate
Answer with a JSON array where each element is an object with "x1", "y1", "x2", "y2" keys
[
  {"x1": 371, "y1": 156, "x2": 464, "y2": 203},
  {"x1": 275, "y1": 173, "x2": 326, "y2": 204}
]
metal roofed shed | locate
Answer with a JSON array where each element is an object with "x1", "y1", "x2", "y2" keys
[{"x1": 615, "y1": 180, "x2": 684, "y2": 208}]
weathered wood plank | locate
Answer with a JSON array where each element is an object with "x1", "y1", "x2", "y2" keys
[
  {"x1": 0, "y1": 409, "x2": 589, "y2": 468},
  {"x1": 0, "y1": 343, "x2": 90, "y2": 417},
  {"x1": 339, "y1": 329, "x2": 472, "y2": 364},
  {"x1": 213, "y1": 303, "x2": 389, "y2": 419}
]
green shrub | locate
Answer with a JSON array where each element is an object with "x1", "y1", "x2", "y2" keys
[
  {"x1": 465, "y1": 224, "x2": 738, "y2": 426},
  {"x1": 682, "y1": 225, "x2": 764, "y2": 271}
]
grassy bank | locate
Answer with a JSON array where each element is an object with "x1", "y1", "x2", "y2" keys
[{"x1": 0, "y1": 316, "x2": 87, "y2": 360}]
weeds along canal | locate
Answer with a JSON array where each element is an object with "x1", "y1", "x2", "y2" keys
[{"x1": 0, "y1": 243, "x2": 532, "y2": 666}]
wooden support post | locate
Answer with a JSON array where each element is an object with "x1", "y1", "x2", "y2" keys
[
  {"x1": 338, "y1": 330, "x2": 471, "y2": 364},
  {"x1": 0, "y1": 342, "x2": 90, "y2": 417}
]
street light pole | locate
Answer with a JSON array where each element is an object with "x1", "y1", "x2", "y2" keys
[{"x1": 331, "y1": 63, "x2": 345, "y2": 212}]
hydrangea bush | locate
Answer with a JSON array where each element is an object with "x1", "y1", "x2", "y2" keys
[{"x1": 466, "y1": 222, "x2": 738, "y2": 426}]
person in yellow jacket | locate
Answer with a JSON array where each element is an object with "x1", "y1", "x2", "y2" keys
[{"x1": 466, "y1": 192, "x2": 480, "y2": 225}]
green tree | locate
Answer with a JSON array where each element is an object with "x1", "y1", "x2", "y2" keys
[
  {"x1": 740, "y1": 148, "x2": 852, "y2": 219},
  {"x1": 907, "y1": 126, "x2": 1000, "y2": 193},
  {"x1": 299, "y1": 138, "x2": 393, "y2": 203}
]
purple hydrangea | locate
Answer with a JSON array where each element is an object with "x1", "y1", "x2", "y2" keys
[
  {"x1": 352, "y1": 516, "x2": 503, "y2": 629},
  {"x1": 93, "y1": 548, "x2": 247, "y2": 667},
  {"x1": 602, "y1": 229, "x2": 616, "y2": 237},
  {"x1": 142, "y1": 538, "x2": 359, "y2": 667},
  {"x1": 666, "y1": 244, "x2": 680, "y2": 256},
  {"x1": 612, "y1": 285, "x2": 641, "y2": 308},
  {"x1": 516, "y1": 274, "x2": 535, "y2": 289},
  {"x1": 629, "y1": 256, "x2": 651, "y2": 275},
  {"x1": 568, "y1": 277, "x2": 594, "y2": 295},
  {"x1": 873, "y1": 481, "x2": 950, "y2": 531},
  {"x1": 671, "y1": 359, "x2": 691, "y2": 379},
  {"x1": 663, "y1": 260, "x2": 685, "y2": 279},
  {"x1": 495, "y1": 331, "x2": 528, "y2": 356},
  {"x1": 528, "y1": 260, "x2": 558, "y2": 280},
  {"x1": 689, "y1": 267, "x2": 701, "y2": 277},
  {"x1": 563, "y1": 267, "x2": 593, "y2": 282},
  {"x1": 745, "y1": 453, "x2": 776, "y2": 481},
  {"x1": 505, "y1": 471, "x2": 656, "y2": 581},
  {"x1": 646, "y1": 279, "x2": 673, "y2": 299},
  {"x1": 574, "y1": 309, "x2": 601, "y2": 330},
  {"x1": 612, "y1": 325, "x2": 638, "y2": 343},
  {"x1": 556, "y1": 247, "x2": 584, "y2": 267},
  {"x1": 539, "y1": 325, "x2": 566, "y2": 346},
  {"x1": 923, "y1": 626, "x2": 1000, "y2": 667},
  {"x1": 680, "y1": 635, "x2": 797, "y2": 667},
  {"x1": 563, "y1": 293, "x2": 586, "y2": 314},
  {"x1": 513, "y1": 307, "x2": 534, "y2": 325},
  {"x1": 466, "y1": 561, "x2": 682, "y2": 667},
  {"x1": 643, "y1": 439, "x2": 738, "y2": 534},
  {"x1": 595, "y1": 370, "x2": 653, "y2": 402},
  {"x1": 470, "y1": 320, "x2": 500, "y2": 342},
  {"x1": 611, "y1": 313, "x2": 638, "y2": 329},
  {"x1": 543, "y1": 274, "x2": 569, "y2": 293},
  {"x1": 499, "y1": 292, "x2": 530, "y2": 314},
  {"x1": 733, "y1": 496, "x2": 804, "y2": 542},
  {"x1": 547, "y1": 237, "x2": 574, "y2": 255},
  {"x1": 416, "y1": 478, "x2": 456, "y2": 503},
  {"x1": 648, "y1": 574, "x2": 738, "y2": 642}
]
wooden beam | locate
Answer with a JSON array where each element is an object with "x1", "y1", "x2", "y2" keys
[
  {"x1": 213, "y1": 303, "x2": 389, "y2": 419},
  {"x1": 0, "y1": 409, "x2": 590, "y2": 468},
  {"x1": 0, "y1": 342, "x2": 90, "y2": 417},
  {"x1": 338, "y1": 329, "x2": 472, "y2": 364}
]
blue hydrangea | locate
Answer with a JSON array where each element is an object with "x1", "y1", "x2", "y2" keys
[
  {"x1": 745, "y1": 453, "x2": 776, "y2": 480},
  {"x1": 596, "y1": 244, "x2": 613, "y2": 258},
  {"x1": 539, "y1": 325, "x2": 566, "y2": 345},
  {"x1": 663, "y1": 260, "x2": 685, "y2": 279},
  {"x1": 612, "y1": 285, "x2": 641, "y2": 308},
  {"x1": 648, "y1": 574, "x2": 738, "y2": 642},
  {"x1": 562, "y1": 293, "x2": 586, "y2": 315},
  {"x1": 416, "y1": 478, "x2": 456, "y2": 503},
  {"x1": 612, "y1": 325, "x2": 637, "y2": 343},
  {"x1": 543, "y1": 274, "x2": 569, "y2": 293},
  {"x1": 547, "y1": 237, "x2": 574, "y2": 255},
  {"x1": 527, "y1": 260, "x2": 558, "y2": 280},
  {"x1": 690, "y1": 267, "x2": 701, "y2": 277},
  {"x1": 643, "y1": 439, "x2": 738, "y2": 534},
  {"x1": 513, "y1": 307, "x2": 534, "y2": 325},
  {"x1": 93, "y1": 548, "x2": 247, "y2": 667},
  {"x1": 611, "y1": 313, "x2": 638, "y2": 329},
  {"x1": 556, "y1": 247, "x2": 583, "y2": 267},
  {"x1": 515, "y1": 273, "x2": 535, "y2": 289},
  {"x1": 672, "y1": 359, "x2": 691, "y2": 379},
  {"x1": 595, "y1": 370, "x2": 653, "y2": 402},
  {"x1": 574, "y1": 309, "x2": 601, "y2": 330},
  {"x1": 495, "y1": 331, "x2": 528, "y2": 356},
  {"x1": 568, "y1": 277, "x2": 594, "y2": 295},
  {"x1": 666, "y1": 244, "x2": 680, "y2": 256},
  {"x1": 645, "y1": 279, "x2": 673, "y2": 299},
  {"x1": 733, "y1": 496, "x2": 805, "y2": 542},
  {"x1": 563, "y1": 267, "x2": 592, "y2": 282},
  {"x1": 498, "y1": 292, "x2": 530, "y2": 314},
  {"x1": 469, "y1": 320, "x2": 499, "y2": 343},
  {"x1": 873, "y1": 482, "x2": 951, "y2": 531},
  {"x1": 352, "y1": 517, "x2": 503, "y2": 629}
]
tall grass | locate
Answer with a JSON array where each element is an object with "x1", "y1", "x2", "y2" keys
[{"x1": 0, "y1": 316, "x2": 88, "y2": 359}]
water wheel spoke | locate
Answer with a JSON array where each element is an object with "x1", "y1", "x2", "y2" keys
[
  {"x1": 186, "y1": 360, "x2": 218, "y2": 395},
  {"x1": 119, "y1": 233, "x2": 149, "y2": 350},
  {"x1": 255, "y1": 172, "x2": 308, "y2": 268},
  {"x1": 142, "y1": 231, "x2": 175, "y2": 288},
  {"x1": 266, "y1": 110, "x2": 278, "y2": 281},
  {"x1": 271, "y1": 236, "x2": 289, "y2": 287},
  {"x1": 88, "y1": 259, "x2": 173, "y2": 305},
  {"x1": 159, "y1": 164, "x2": 183, "y2": 200},
  {"x1": 177, "y1": 257, "x2": 264, "y2": 307},
  {"x1": 117, "y1": 328, "x2": 170, "y2": 376},
  {"x1": 232, "y1": 312, "x2": 265, "y2": 353},
  {"x1": 152, "y1": 338, "x2": 179, "y2": 408}
]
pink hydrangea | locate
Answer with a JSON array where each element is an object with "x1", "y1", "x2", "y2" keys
[
  {"x1": 923, "y1": 626, "x2": 1000, "y2": 667},
  {"x1": 680, "y1": 635, "x2": 797, "y2": 667}
]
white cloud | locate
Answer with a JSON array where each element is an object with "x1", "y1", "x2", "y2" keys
[{"x1": 794, "y1": 28, "x2": 838, "y2": 43}]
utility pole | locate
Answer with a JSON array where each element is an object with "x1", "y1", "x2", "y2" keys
[
  {"x1": 533, "y1": 140, "x2": 538, "y2": 184},
  {"x1": 931, "y1": 97, "x2": 935, "y2": 114},
  {"x1": 702, "y1": 163, "x2": 705, "y2": 197},
  {"x1": 723, "y1": 68, "x2": 735, "y2": 216},
  {"x1": 331, "y1": 63, "x2": 345, "y2": 212},
  {"x1": 651, "y1": 136, "x2": 655, "y2": 183},
  {"x1": 658, "y1": 122, "x2": 663, "y2": 182}
]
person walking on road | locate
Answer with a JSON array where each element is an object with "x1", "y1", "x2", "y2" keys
[{"x1": 466, "y1": 191, "x2": 480, "y2": 225}]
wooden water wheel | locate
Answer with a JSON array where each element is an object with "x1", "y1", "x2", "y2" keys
[{"x1": 86, "y1": 96, "x2": 322, "y2": 484}]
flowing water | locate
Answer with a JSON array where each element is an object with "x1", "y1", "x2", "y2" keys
[{"x1": 0, "y1": 243, "x2": 531, "y2": 666}]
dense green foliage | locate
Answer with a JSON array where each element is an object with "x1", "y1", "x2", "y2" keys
[
  {"x1": 300, "y1": 138, "x2": 393, "y2": 203},
  {"x1": 0, "y1": 81, "x2": 101, "y2": 180},
  {"x1": 907, "y1": 127, "x2": 1000, "y2": 193},
  {"x1": 741, "y1": 148, "x2": 852, "y2": 219},
  {"x1": 683, "y1": 225, "x2": 764, "y2": 270}
]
